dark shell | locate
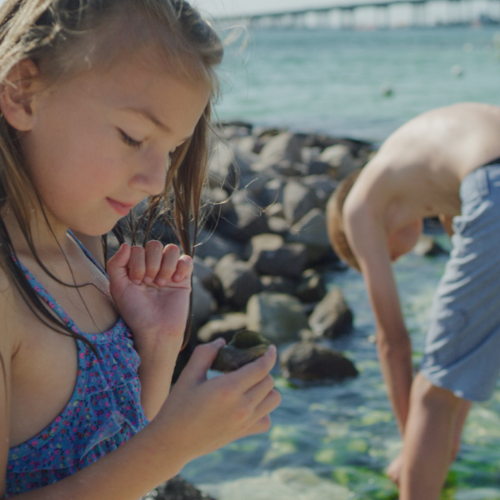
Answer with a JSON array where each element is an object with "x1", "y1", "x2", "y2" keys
[{"x1": 210, "y1": 330, "x2": 271, "y2": 373}]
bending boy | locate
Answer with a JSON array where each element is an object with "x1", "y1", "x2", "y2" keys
[{"x1": 327, "y1": 102, "x2": 500, "y2": 499}]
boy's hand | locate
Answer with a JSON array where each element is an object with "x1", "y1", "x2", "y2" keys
[{"x1": 107, "y1": 241, "x2": 193, "y2": 357}]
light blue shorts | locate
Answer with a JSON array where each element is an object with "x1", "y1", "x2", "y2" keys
[{"x1": 420, "y1": 164, "x2": 500, "y2": 402}]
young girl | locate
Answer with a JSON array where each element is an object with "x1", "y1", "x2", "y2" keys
[{"x1": 0, "y1": 0, "x2": 280, "y2": 498}]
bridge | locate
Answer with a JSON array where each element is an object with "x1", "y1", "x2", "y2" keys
[{"x1": 214, "y1": 0, "x2": 500, "y2": 29}]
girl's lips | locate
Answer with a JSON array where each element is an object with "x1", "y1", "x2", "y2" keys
[{"x1": 107, "y1": 198, "x2": 135, "y2": 216}]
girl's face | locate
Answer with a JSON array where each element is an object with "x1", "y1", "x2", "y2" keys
[
  {"x1": 387, "y1": 219, "x2": 423, "y2": 262},
  {"x1": 19, "y1": 53, "x2": 210, "y2": 236}
]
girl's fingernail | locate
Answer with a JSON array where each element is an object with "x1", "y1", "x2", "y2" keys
[
  {"x1": 214, "y1": 338, "x2": 225, "y2": 347},
  {"x1": 143, "y1": 276, "x2": 153, "y2": 284},
  {"x1": 268, "y1": 345, "x2": 276, "y2": 355},
  {"x1": 132, "y1": 279, "x2": 142, "y2": 286},
  {"x1": 156, "y1": 279, "x2": 166, "y2": 286}
]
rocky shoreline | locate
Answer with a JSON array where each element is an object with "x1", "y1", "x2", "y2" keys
[
  {"x1": 130, "y1": 121, "x2": 447, "y2": 499},
  {"x1": 177, "y1": 121, "x2": 378, "y2": 382}
]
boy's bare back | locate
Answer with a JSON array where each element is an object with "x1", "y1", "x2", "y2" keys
[{"x1": 346, "y1": 102, "x2": 500, "y2": 234}]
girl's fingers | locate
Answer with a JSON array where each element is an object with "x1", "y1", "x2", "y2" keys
[
  {"x1": 107, "y1": 243, "x2": 131, "y2": 282},
  {"x1": 179, "y1": 338, "x2": 226, "y2": 384},
  {"x1": 244, "y1": 374, "x2": 276, "y2": 407},
  {"x1": 244, "y1": 414, "x2": 272, "y2": 437},
  {"x1": 172, "y1": 255, "x2": 193, "y2": 284},
  {"x1": 143, "y1": 240, "x2": 164, "y2": 284},
  {"x1": 155, "y1": 244, "x2": 181, "y2": 286},
  {"x1": 128, "y1": 245, "x2": 146, "y2": 284},
  {"x1": 227, "y1": 345, "x2": 278, "y2": 392},
  {"x1": 252, "y1": 387, "x2": 281, "y2": 421}
]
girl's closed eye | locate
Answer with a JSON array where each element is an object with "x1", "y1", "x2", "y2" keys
[{"x1": 119, "y1": 129, "x2": 143, "y2": 149}]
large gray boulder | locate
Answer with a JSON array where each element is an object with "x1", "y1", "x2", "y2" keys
[
  {"x1": 295, "y1": 269, "x2": 327, "y2": 304},
  {"x1": 280, "y1": 341, "x2": 358, "y2": 382},
  {"x1": 318, "y1": 144, "x2": 357, "y2": 180},
  {"x1": 288, "y1": 208, "x2": 331, "y2": 248},
  {"x1": 257, "y1": 131, "x2": 305, "y2": 166},
  {"x1": 248, "y1": 234, "x2": 307, "y2": 278},
  {"x1": 195, "y1": 229, "x2": 245, "y2": 261},
  {"x1": 208, "y1": 141, "x2": 258, "y2": 191},
  {"x1": 191, "y1": 276, "x2": 217, "y2": 333},
  {"x1": 214, "y1": 254, "x2": 263, "y2": 309},
  {"x1": 215, "y1": 191, "x2": 270, "y2": 243},
  {"x1": 308, "y1": 288, "x2": 353, "y2": 339},
  {"x1": 196, "y1": 312, "x2": 248, "y2": 344},
  {"x1": 246, "y1": 292, "x2": 309, "y2": 345},
  {"x1": 283, "y1": 181, "x2": 320, "y2": 226}
]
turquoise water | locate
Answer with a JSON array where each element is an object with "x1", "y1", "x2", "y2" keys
[
  {"x1": 180, "y1": 27, "x2": 500, "y2": 499},
  {"x1": 216, "y1": 26, "x2": 500, "y2": 142},
  {"x1": 183, "y1": 249, "x2": 500, "y2": 499}
]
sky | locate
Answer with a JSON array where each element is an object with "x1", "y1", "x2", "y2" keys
[{"x1": 195, "y1": 0, "x2": 342, "y2": 18}]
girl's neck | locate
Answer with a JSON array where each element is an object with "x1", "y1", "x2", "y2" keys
[{"x1": 2, "y1": 203, "x2": 72, "y2": 262}]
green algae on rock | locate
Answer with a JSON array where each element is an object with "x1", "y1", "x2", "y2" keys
[{"x1": 211, "y1": 330, "x2": 271, "y2": 372}]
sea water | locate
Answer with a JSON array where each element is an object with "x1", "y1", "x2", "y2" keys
[
  {"x1": 215, "y1": 26, "x2": 500, "y2": 142},
  {"x1": 181, "y1": 27, "x2": 500, "y2": 499}
]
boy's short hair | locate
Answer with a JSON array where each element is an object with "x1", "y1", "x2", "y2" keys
[{"x1": 326, "y1": 168, "x2": 363, "y2": 271}]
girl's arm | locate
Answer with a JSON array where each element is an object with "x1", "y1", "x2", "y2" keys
[
  {"x1": 107, "y1": 242, "x2": 192, "y2": 419},
  {"x1": 5, "y1": 339, "x2": 280, "y2": 500}
]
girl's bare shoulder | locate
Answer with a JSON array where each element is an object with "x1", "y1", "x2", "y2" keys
[{"x1": 0, "y1": 267, "x2": 26, "y2": 354}]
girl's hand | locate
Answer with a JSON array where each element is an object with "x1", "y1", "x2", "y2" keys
[
  {"x1": 156, "y1": 339, "x2": 282, "y2": 461},
  {"x1": 107, "y1": 241, "x2": 193, "y2": 356}
]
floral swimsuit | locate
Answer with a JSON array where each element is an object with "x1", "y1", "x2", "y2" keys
[{"x1": 6, "y1": 238, "x2": 148, "y2": 496}]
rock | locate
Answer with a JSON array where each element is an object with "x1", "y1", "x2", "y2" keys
[
  {"x1": 147, "y1": 476, "x2": 216, "y2": 500},
  {"x1": 280, "y1": 341, "x2": 358, "y2": 382},
  {"x1": 412, "y1": 234, "x2": 448, "y2": 257},
  {"x1": 195, "y1": 228, "x2": 245, "y2": 261},
  {"x1": 307, "y1": 160, "x2": 331, "y2": 176},
  {"x1": 215, "y1": 191, "x2": 270, "y2": 243},
  {"x1": 247, "y1": 292, "x2": 309, "y2": 345},
  {"x1": 211, "y1": 330, "x2": 270, "y2": 372},
  {"x1": 288, "y1": 208, "x2": 331, "y2": 248},
  {"x1": 295, "y1": 269, "x2": 327, "y2": 304},
  {"x1": 197, "y1": 312, "x2": 249, "y2": 343},
  {"x1": 308, "y1": 288, "x2": 353, "y2": 339},
  {"x1": 283, "y1": 181, "x2": 320, "y2": 226},
  {"x1": 271, "y1": 159, "x2": 307, "y2": 177},
  {"x1": 193, "y1": 256, "x2": 223, "y2": 300},
  {"x1": 260, "y1": 275, "x2": 298, "y2": 295},
  {"x1": 301, "y1": 175, "x2": 338, "y2": 206},
  {"x1": 248, "y1": 233, "x2": 307, "y2": 278},
  {"x1": 260, "y1": 178, "x2": 285, "y2": 206},
  {"x1": 267, "y1": 216, "x2": 290, "y2": 236},
  {"x1": 214, "y1": 254, "x2": 263, "y2": 309},
  {"x1": 258, "y1": 131, "x2": 305, "y2": 166},
  {"x1": 191, "y1": 276, "x2": 217, "y2": 333},
  {"x1": 319, "y1": 144, "x2": 357, "y2": 180}
]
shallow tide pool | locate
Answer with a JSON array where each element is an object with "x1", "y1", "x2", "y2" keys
[{"x1": 182, "y1": 243, "x2": 500, "y2": 499}]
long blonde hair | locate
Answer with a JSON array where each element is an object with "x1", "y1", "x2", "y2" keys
[{"x1": 0, "y1": 0, "x2": 223, "y2": 347}]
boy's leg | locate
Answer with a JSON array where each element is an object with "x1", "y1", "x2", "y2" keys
[{"x1": 399, "y1": 372, "x2": 465, "y2": 500}]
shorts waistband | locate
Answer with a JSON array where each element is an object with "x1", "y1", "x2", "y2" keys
[{"x1": 461, "y1": 163, "x2": 500, "y2": 200}]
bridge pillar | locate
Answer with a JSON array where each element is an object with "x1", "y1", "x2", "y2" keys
[
  {"x1": 340, "y1": 7, "x2": 355, "y2": 29},
  {"x1": 411, "y1": 2, "x2": 426, "y2": 27},
  {"x1": 376, "y1": 5, "x2": 391, "y2": 29}
]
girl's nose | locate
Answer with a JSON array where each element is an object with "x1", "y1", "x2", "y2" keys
[{"x1": 130, "y1": 156, "x2": 169, "y2": 197}]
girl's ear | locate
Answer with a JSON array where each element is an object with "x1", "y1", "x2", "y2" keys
[{"x1": 0, "y1": 59, "x2": 40, "y2": 132}]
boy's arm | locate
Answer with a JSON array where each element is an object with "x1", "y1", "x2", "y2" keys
[
  {"x1": 345, "y1": 205, "x2": 413, "y2": 435},
  {"x1": 438, "y1": 214, "x2": 455, "y2": 238}
]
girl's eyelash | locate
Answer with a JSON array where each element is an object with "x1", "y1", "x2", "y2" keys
[{"x1": 119, "y1": 130, "x2": 143, "y2": 149}]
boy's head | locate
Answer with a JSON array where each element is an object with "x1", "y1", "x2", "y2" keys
[
  {"x1": 327, "y1": 168, "x2": 424, "y2": 271},
  {"x1": 326, "y1": 168, "x2": 362, "y2": 271}
]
